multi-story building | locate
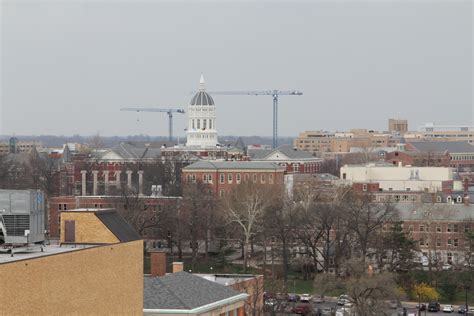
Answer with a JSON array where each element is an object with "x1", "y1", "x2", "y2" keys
[
  {"x1": 294, "y1": 129, "x2": 401, "y2": 155},
  {"x1": 405, "y1": 123, "x2": 474, "y2": 143},
  {"x1": 248, "y1": 144, "x2": 322, "y2": 174},
  {"x1": 405, "y1": 141, "x2": 474, "y2": 171},
  {"x1": 0, "y1": 137, "x2": 43, "y2": 156},
  {"x1": 182, "y1": 161, "x2": 285, "y2": 196},
  {"x1": 339, "y1": 163, "x2": 463, "y2": 193},
  {"x1": 396, "y1": 203, "x2": 474, "y2": 266},
  {"x1": 388, "y1": 118, "x2": 408, "y2": 135}
]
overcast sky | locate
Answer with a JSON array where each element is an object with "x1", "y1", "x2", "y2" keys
[{"x1": 1, "y1": 0, "x2": 472, "y2": 138}]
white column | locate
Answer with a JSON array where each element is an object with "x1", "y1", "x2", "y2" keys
[
  {"x1": 81, "y1": 170, "x2": 87, "y2": 196},
  {"x1": 92, "y1": 170, "x2": 99, "y2": 195},
  {"x1": 103, "y1": 170, "x2": 110, "y2": 195},
  {"x1": 115, "y1": 170, "x2": 122, "y2": 189},
  {"x1": 126, "y1": 170, "x2": 133, "y2": 189},
  {"x1": 138, "y1": 170, "x2": 144, "y2": 196}
]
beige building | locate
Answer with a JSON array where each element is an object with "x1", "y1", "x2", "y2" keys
[
  {"x1": 388, "y1": 118, "x2": 408, "y2": 134},
  {"x1": 0, "y1": 240, "x2": 143, "y2": 315},
  {"x1": 405, "y1": 123, "x2": 474, "y2": 143},
  {"x1": 294, "y1": 129, "x2": 400, "y2": 154}
]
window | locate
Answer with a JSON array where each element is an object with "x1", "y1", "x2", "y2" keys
[
  {"x1": 419, "y1": 224, "x2": 425, "y2": 232},
  {"x1": 203, "y1": 119, "x2": 207, "y2": 129},
  {"x1": 465, "y1": 224, "x2": 470, "y2": 233},
  {"x1": 342, "y1": 173, "x2": 346, "y2": 180},
  {"x1": 245, "y1": 174, "x2": 250, "y2": 182},
  {"x1": 419, "y1": 238, "x2": 425, "y2": 246},
  {"x1": 447, "y1": 224, "x2": 452, "y2": 233},
  {"x1": 63, "y1": 204, "x2": 67, "y2": 210},
  {"x1": 447, "y1": 252, "x2": 453, "y2": 264},
  {"x1": 453, "y1": 224, "x2": 458, "y2": 232},
  {"x1": 456, "y1": 196, "x2": 463, "y2": 203},
  {"x1": 447, "y1": 196, "x2": 452, "y2": 203},
  {"x1": 362, "y1": 184, "x2": 368, "y2": 191},
  {"x1": 253, "y1": 174, "x2": 257, "y2": 183},
  {"x1": 192, "y1": 119, "x2": 195, "y2": 129},
  {"x1": 236, "y1": 173, "x2": 241, "y2": 183},
  {"x1": 447, "y1": 238, "x2": 452, "y2": 246},
  {"x1": 191, "y1": 174, "x2": 196, "y2": 183},
  {"x1": 454, "y1": 238, "x2": 458, "y2": 247},
  {"x1": 58, "y1": 204, "x2": 62, "y2": 210},
  {"x1": 436, "y1": 196, "x2": 442, "y2": 203},
  {"x1": 228, "y1": 173, "x2": 233, "y2": 183},
  {"x1": 197, "y1": 119, "x2": 201, "y2": 129},
  {"x1": 436, "y1": 226, "x2": 441, "y2": 232},
  {"x1": 219, "y1": 189, "x2": 224, "y2": 197},
  {"x1": 220, "y1": 173, "x2": 225, "y2": 184},
  {"x1": 261, "y1": 174, "x2": 266, "y2": 184},
  {"x1": 269, "y1": 174, "x2": 274, "y2": 184},
  {"x1": 203, "y1": 174, "x2": 208, "y2": 183},
  {"x1": 436, "y1": 238, "x2": 441, "y2": 247}
]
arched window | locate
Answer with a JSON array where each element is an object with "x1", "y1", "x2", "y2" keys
[
  {"x1": 447, "y1": 196, "x2": 452, "y2": 203},
  {"x1": 456, "y1": 196, "x2": 463, "y2": 203}
]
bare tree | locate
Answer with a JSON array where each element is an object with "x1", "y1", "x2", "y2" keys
[{"x1": 224, "y1": 182, "x2": 272, "y2": 273}]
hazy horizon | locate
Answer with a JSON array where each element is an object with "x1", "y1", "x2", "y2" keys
[{"x1": 1, "y1": 0, "x2": 473, "y2": 138}]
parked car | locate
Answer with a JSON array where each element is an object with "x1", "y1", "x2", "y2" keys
[
  {"x1": 442, "y1": 263, "x2": 453, "y2": 271},
  {"x1": 321, "y1": 306, "x2": 334, "y2": 316},
  {"x1": 428, "y1": 302, "x2": 441, "y2": 312},
  {"x1": 313, "y1": 295, "x2": 325, "y2": 303},
  {"x1": 457, "y1": 305, "x2": 467, "y2": 314},
  {"x1": 265, "y1": 298, "x2": 277, "y2": 307},
  {"x1": 291, "y1": 303, "x2": 311, "y2": 315},
  {"x1": 288, "y1": 293, "x2": 300, "y2": 302},
  {"x1": 443, "y1": 305, "x2": 455, "y2": 313},
  {"x1": 300, "y1": 294, "x2": 312, "y2": 303},
  {"x1": 337, "y1": 294, "x2": 350, "y2": 306},
  {"x1": 417, "y1": 303, "x2": 427, "y2": 311}
]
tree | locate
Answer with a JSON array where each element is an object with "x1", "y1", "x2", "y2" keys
[
  {"x1": 341, "y1": 190, "x2": 394, "y2": 263},
  {"x1": 181, "y1": 181, "x2": 215, "y2": 270},
  {"x1": 412, "y1": 283, "x2": 439, "y2": 303},
  {"x1": 224, "y1": 182, "x2": 272, "y2": 273}
]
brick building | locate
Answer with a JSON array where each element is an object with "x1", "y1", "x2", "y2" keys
[
  {"x1": 247, "y1": 144, "x2": 322, "y2": 174},
  {"x1": 396, "y1": 203, "x2": 474, "y2": 266},
  {"x1": 182, "y1": 161, "x2": 285, "y2": 196}
]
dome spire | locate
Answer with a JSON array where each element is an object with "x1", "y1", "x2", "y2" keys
[{"x1": 199, "y1": 73, "x2": 205, "y2": 91}]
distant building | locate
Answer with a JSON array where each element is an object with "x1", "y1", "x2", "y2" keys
[
  {"x1": 405, "y1": 123, "x2": 474, "y2": 143},
  {"x1": 384, "y1": 150, "x2": 450, "y2": 167},
  {"x1": 339, "y1": 163, "x2": 463, "y2": 193},
  {"x1": 388, "y1": 118, "x2": 408, "y2": 135},
  {"x1": 405, "y1": 141, "x2": 474, "y2": 171},
  {"x1": 294, "y1": 129, "x2": 402, "y2": 154},
  {"x1": 182, "y1": 161, "x2": 285, "y2": 196},
  {"x1": 186, "y1": 75, "x2": 218, "y2": 148},
  {"x1": 248, "y1": 144, "x2": 322, "y2": 174},
  {"x1": 0, "y1": 137, "x2": 43, "y2": 156}
]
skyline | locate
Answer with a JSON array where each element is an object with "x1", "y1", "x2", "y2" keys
[{"x1": 1, "y1": 0, "x2": 473, "y2": 137}]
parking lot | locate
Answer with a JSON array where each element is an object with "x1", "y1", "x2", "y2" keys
[{"x1": 264, "y1": 297, "x2": 470, "y2": 316}]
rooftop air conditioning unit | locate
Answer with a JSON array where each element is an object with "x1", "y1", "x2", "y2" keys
[{"x1": 0, "y1": 190, "x2": 45, "y2": 246}]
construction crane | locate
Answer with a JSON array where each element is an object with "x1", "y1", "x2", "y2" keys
[
  {"x1": 120, "y1": 107, "x2": 185, "y2": 141},
  {"x1": 209, "y1": 90, "x2": 302, "y2": 148}
]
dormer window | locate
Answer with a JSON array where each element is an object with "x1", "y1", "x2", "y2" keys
[
  {"x1": 456, "y1": 196, "x2": 463, "y2": 203},
  {"x1": 447, "y1": 196, "x2": 452, "y2": 203}
]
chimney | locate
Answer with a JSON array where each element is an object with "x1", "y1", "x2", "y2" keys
[
  {"x1": 463, "y1": 178, "x2": 469, "y2": 193},
  {"x1": 172, "y1": 262, "x2": 184, "y2": 273},
  {"x1": 150, "y1": 251, "x2": 167, "y2": 277},
  {"x1": 464, "y1": 195, "x2": 470, "y2": 206}
]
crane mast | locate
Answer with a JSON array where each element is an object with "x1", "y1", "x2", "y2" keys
[
  {"x1": 120, "y1": 107, "x2": 185, "y2": 141},
  {"x1": 209, "y1": 90, "x2": 302, "y2": 148}
]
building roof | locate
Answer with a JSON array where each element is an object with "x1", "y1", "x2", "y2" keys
[
  {"x1": 408, "y1": 141, "x2": 474, "y2": 154},
  {"x1": 395, "y1": 203, "x2": 474, "y2": 221},
  {"x1": 102, "y1": 142, "x2": 163, "y2": 160},
  {"x1": 0, "y1": 243, "x2": 94, "y2": 264},
  {"x1": 183, "y1": 160, "x2": 286, "y2": 171},
  {"x1": 248, "y1": 144, "x2": 316, "y2": 160},
  {"x1": 95, "y1": 210, "x2": 141, "y2": 242},
  {"x1": 144, "y1": 272, "x2": 245, "y2": 310}
]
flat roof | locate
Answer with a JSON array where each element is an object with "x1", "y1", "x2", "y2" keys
[
  {"x1": 195, "y1": 273, "x2": 256, "y2": 286},
  {"x1": 0, "y1": 243, "x2": 95, "y2": 264}
]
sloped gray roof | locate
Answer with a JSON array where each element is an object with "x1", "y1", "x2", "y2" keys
[
  {"x1": 408, "y1": 141, "x2": 474, "y2": 153},
  {"x1": 184, "y1": 160, "x2": 285, "y2": 171},
  {"x1": 395, "y1": 203, "x2": 474, "y2": 221},
  {"x1": 248, "y1": 144, "x2": 316, "y2": 160},
  {"x1": 144, "y1": 272, "x2": 243, "y2": 310},
  {"x1": 95, "y1": 210, "x2": 141, "y2": 242},
  {"x1": 105, "y1": 142, "x2": 162, "y2": 159}
]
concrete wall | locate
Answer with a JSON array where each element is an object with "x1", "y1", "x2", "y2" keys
[
  {"x1": 0, "y1": 240, "x2": 143, "y2": 315},
  {"x1": 60, "y1": 211, "x2": 119, "y2": 244}
]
